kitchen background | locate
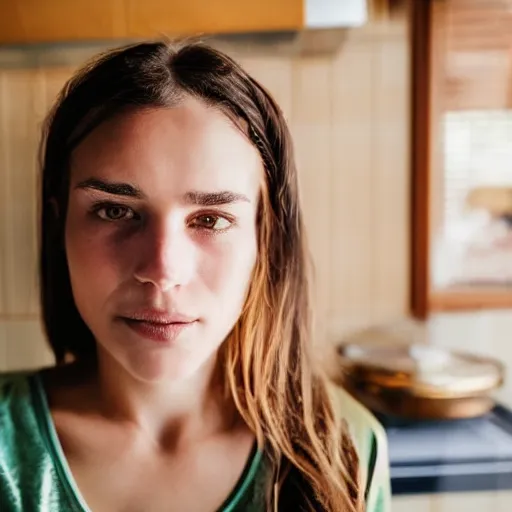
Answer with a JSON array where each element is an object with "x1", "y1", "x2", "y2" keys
[{"x1": 1, "y1": 0, "x2": 512, "y2": 510}]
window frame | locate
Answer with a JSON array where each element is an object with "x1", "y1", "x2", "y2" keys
[{"x1": 410, "y1": 0, "x2": 512, "y2": 318}]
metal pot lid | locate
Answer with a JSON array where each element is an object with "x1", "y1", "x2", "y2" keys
[{"x1": 338, "y1": 343, "x2": 505, "y2": 398}]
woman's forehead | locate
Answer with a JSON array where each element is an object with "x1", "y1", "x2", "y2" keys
[{"x1": 69, "y1": 100, "x2": 263, "y2": 202}]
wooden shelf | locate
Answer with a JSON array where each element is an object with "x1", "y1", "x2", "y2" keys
[{"x1": 430, "y1": 286, "x2": 512, "y2": 311}]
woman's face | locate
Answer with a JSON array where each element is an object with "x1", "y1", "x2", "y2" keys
[{"x1": 66, "y1": 98, "x2": 261, "y2": 382}]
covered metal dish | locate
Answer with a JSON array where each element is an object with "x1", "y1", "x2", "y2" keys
[{"x1": 337, "y1": 342, "x2": 505, "y2": 420}]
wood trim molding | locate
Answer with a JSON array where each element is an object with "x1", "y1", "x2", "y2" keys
[
  {"x1": 430, "y1": 288, "x2": 512, "y2": 312},
  {"x1": 410, "y1": 0, "x2": 432, "y2": 319}
]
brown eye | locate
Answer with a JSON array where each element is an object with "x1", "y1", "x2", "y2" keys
[
  {"x1": 191, "y1": 215, "x2": 231, "y2": 230},
  {"x1": 97, "y1": 205, "x2": 135, "y2": 221}
]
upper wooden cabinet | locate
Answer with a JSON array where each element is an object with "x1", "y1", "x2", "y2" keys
[{"x1": 0, "y1": 0, "x2": 369, "y2": 45}]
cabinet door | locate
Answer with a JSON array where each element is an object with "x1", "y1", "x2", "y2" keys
[{"x1": 0, "y1": 0, "x2": 303, "y2": 44}]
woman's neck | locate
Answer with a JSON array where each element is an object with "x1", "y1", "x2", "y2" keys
[{"x1": 54, "y1": 349, "x2": 242, "y2": 452}]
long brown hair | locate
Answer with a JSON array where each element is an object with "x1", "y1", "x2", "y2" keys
[{"x1": 39, "y1": 40, "x2": 362, "y2": 511}]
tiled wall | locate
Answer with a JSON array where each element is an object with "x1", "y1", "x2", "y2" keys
[
  {"x1": 394, "y1": 490, "x2": 512, "y2": 512},
  {"x1": 0, "y1": 16, "x2": 411, "y2": 372}
]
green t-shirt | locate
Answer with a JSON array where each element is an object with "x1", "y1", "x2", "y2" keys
[{"x1": 0, "y1": 371, "x2": 388, "y2": 511}]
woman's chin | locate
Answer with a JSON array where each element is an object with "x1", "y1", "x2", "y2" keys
[{"x1": 122, "y1": 351, "x2": 213, "y2": 384}]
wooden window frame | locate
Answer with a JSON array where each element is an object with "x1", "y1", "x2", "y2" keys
[{"x1": 410, "y1": 0, "x2": 512, "y2": 318}]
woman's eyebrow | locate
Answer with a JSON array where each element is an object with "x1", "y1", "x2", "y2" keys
[
  {"x1": 75, "y1": 178, "x2": 144, "y2": 198},
  {"x1": 184, "y1": 191, "x2": 250, "y2": 206},
  {"x1": 74, "y1": 179, "x2": 250, "y2": 205}
]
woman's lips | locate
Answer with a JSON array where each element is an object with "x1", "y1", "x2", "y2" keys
[
  {"x1": 119, "y1": 309, "x2": 198, "y2": 343},
  {"x1": 122, "y1": 318, "x2": 197, "y2": 343},
  {"x1": 122, "y1": 309, "x2": 197, "y2": 324}
]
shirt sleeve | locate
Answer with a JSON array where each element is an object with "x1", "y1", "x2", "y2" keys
[
  {"x1": 327, "y1": 383, "x2": 392, "y2": 512},
  {"x1": 364, "y1": 428, "x2": 392, "y2": 512}
]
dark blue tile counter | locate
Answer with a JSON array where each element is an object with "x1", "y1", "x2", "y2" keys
[{"x1": 376, "y1": 405, "x2": 512, "y2": 495}]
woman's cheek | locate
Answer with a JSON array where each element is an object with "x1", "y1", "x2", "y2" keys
[
  {"x1": 199, "y1": 229, "x2": 257, "y2": 293},
  {"x1": 66, "y1": 221, "x2": 121, "y2": 295}
]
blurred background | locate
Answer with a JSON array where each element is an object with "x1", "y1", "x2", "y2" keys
[{"x1": 1, "y1": 0, "x2": 512, "y2": 510}]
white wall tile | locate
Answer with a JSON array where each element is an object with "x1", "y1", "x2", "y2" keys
[
  {"x1": 0, "y1": 70, "x2": 46, "y2": 316},
  {"x1": 0, "y1": 319, "x2": 54, "y2": 372},
  {"x1": 432, "y1": 491, "x2": 511, "y2": 512},
  {"x1": 392, "y1": 495, "x2": 434, "y2": 512}
]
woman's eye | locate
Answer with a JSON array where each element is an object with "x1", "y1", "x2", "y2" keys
[
  {"x1": 191, "y1": 215, "x2": 231, "y2": 230},
  {"x1": 96, "y1": 205, "x2": 135, "y2": 221}
]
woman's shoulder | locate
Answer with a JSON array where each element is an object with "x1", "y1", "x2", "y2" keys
[
  {"x1": 0, "y1": 369, "x2": 40, "y2": 471},
  {"x1": 362, "y1": 421, "x2": 390, "y2": 512},
  {"x1": 0, "y1": 369, "x2": 36, "y2": 407},
  {"x1": 0, "y1": 369, "x2": 43, "y2": 439},
  {"x1": 327, "y1": 383, "x2": 391, "y2": 512},
  {"x1": 0, "y1": 368, "x2": 72, "y2": 511}
]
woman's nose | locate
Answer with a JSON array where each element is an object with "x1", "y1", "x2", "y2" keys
[{"x1": 133, "y1": 219, "x2": 195, "y2": 292}]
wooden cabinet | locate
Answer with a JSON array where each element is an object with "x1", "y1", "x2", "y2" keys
[
  {"x1": 0, "y1": 0, "x2": 378, "y2": 45},
  {"x1": 0, "y1": 0, "x2": 303, "y2": 44}
]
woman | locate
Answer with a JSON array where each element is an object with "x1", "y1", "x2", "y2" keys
[{"x1": 0, "y1": 40, "x2": 388, "y2": 511}]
